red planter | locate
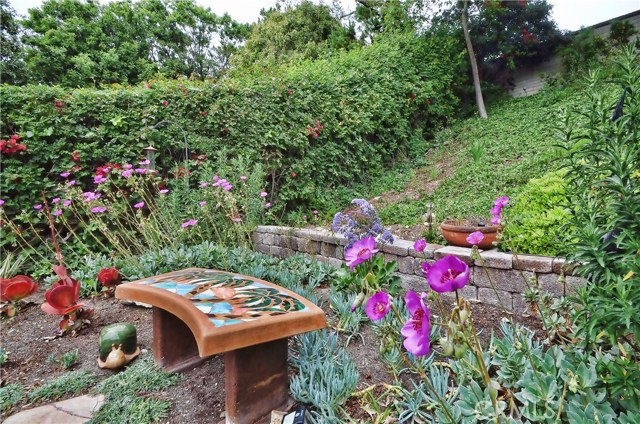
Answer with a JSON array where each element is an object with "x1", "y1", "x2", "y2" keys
[{"x1": 440, "y1": 220, "x2": 501, "y2": 250}]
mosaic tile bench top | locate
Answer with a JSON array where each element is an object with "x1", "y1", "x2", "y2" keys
[{"x1": 115, "y1": 268, "x2": 326, "y2": 356}]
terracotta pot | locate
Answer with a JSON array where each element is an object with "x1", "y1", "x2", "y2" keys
[{"x1": 440, "y1": 220, "x2": 501, "y2": 250}]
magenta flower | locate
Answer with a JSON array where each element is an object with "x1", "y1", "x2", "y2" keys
[
  {"x1": 91, "y1": 206, "x2": 107, "y2": 214},
  {"x1": 94, "y1": 175, "x2": 107, "y2": 184},
  {"x1": 240, "y1": 175, "x2": 247, "y2": 181},
  {"x1": 139, "y1": 159, "x2": 150, "y2": 165},
  {"x1": 494, "y1": 196, "x2": 509, "y2": 208},
  {"x1": 413, "y1": 239, "x2": 427, "y2": 252},
  {"x1": 121, "y1": 169, "x2": 133, "y2": 178},
  {"x1": 63, "y1": 200, "x2": 72, "y2": 207},
  {"x1": 466, "y1": 231, "x2": 484, "y2": 246},
  {"x1": 213, "y1": 175, "x2": 219, "y2": 181},
  {"x1": 67, "y1": 180, "x2": 76, "y2": 186},
  {"x1": 134, "y1": 202, "x2": 145, "y2": 209},
  {"x1": 260, "y1": 191, "x2": 268, "y2": 198},
  {"x1": 231, "y1": 217, "x2": 242, "y2": 223},
  {"x1": 345, "y1": 236, "x2": 379, "y2": 270},
  {"x1": 313, "y1": 210, "x2": 318, "y2": 215},
  {"x1": 60, "y1": 172, "x2": 70, "y2": 178},
  {"x1": 0, "y1": 199, "x2": 4, "y2": 206},
  {"x1": 426, "y1": 255, "x2": 470, "y2": 293},
  {"x1": 200, "y1": 182, "x2": 209, "y2": 188},
  {"x1": 223, "y1": 184, "x2": 233, "y2": 191},
  {"x1": 490, "y1": 216, "x2": 501, "y2": 225},
  {"x1": 159, "y1": 189, "x2": 169, "y2": 194},
  {"x1": 490, "y1": 205, "x2": 502, "y2": 216},
  {"x1": 421, "y1": 261, "x2": 431, "y2": 277},
  {"x1": 34, "y1": 204, "x2": 43, "y2": 211},
  {"x1": 135, "y1": 168, "x2": 147, "y2": 174},
  {"x1": 365, "y1": 292, "x2": 390, "y2": 321},
  {"x1": 199, "y1": 201, "x2": 207, "y2": 206},
  {"x1": 181, "y1": 219, "x2": 198, "y2": 228},
  {"x1": 123, "y1": 164, "x2": 133, "y2": 170},
  {"x1": 82, "y1": 192, "x2": 101, "y2": 202},
  {"x1": 401, "y1": 291, "x2": 430, "y2": 356},
  {"x1": 265, "y1": 202, "x2": 271, "y2": 208},
  {"x1": 53, "y1": 210, "x2": 62, "y2": 217},
  {"x1": 52, "y1": 198, "x2": 60, "y2": 204}
]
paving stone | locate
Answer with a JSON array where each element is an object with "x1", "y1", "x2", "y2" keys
[
  {"x1": 434, "y1": 246, "x2": 474, "y2": 265},
  {"x1": 478, "y1": 288, "x2": 512, "y2": 310},
  {"x1": 565, "y1": 275, "x2": 586, "y2": 294},
  {"x1": 269, "y1": 246, "x2": 293, "y2": 258},
  {"x1": 473, "y1": 267, "x2": 532, "y2": 293},
  {"x1": 301, "y1": 240, "x2": 322, "y2": 255},
  {"x1": 475, "y1": 250, "x2": 513, "y2": 269},
  {"x1": 260, "y1": 233, "x2": 275, "y2": 246},
  {"x1": 511, "y1": 292, "x2": 531, "y2": 315},
  {"x1": 326, "y1": 257, "x2": 343, "y2": 269},
  {"x1": 513, "y1": 254, "x2": 553, "y2": 273},
  {"x1": 4, "y1": 395, "x2": 105, "y2": 424}
]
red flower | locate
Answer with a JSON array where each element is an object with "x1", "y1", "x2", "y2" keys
[
  {"x1": 0, "y1": 135, "x2": 27, "y2": 155},
  {"x1": 72, "y1": 151, "x2": 80, "y2": 162},
  {"x1": 0, "y1": 275, "x2": 37, "y2": 303},
  {"x1": 145, "y1": 83, "x2": 151, "y2": 89},
  {"x1": 162, "y1": 100, "x2": 169, "y2": 107},
  {"x1": 291, "y1": 171, "x2": 297, "y2": 178},
  {"x1": 41, "y1": 276, "x2": 83, "y2": 316},
  {"x1": 54, "y1": 100, "x2": 64, "y2": 108},
  {"x1": 200, "y1": 111, "x2": 206, "y2": 116},
  {"x1": 97, "y1": 268, "x2": 121, "y2": 287}
]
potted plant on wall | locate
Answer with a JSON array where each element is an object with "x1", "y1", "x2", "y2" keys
[{"x1": 439, "y1": 197, "x2": 509, "y2": 249}]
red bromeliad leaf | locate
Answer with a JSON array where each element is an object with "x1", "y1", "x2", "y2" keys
[
  {"x1": 42, "y1": 284, "x2": 80, "y2": 315},
  {"x1": 53, "y1": 265, "x2": 68, "y2": 279},
  {"x1": 0, "y1": 275, "x2": 37, "y2": 303}
]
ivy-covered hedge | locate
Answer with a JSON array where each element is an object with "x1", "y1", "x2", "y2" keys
[{"x1": 0, "y1": 33, "x2": 460, "y2": 216}]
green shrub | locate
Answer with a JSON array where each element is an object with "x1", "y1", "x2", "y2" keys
[
  {"x1": 501, "y1": 170, "x2": 574, "y2": 256},
  {"x1": 0, "y1": 33, "x2": 459, "y2": 224}
]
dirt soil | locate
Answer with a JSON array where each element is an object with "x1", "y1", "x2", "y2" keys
[{"x1": 1, "y1": 286, "x2": 542, "y2": 423}]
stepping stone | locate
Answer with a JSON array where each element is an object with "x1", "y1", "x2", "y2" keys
[{"x1": 4, "y1": 394, "x2": 104, "y2": 424}]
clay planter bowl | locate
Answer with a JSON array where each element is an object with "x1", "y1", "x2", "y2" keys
[{"x1": 440, "y1": 219, "x2": 501, "y2": 250}]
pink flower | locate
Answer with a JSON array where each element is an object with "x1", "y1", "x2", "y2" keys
[
  {"x1": 426, "y1": 255, "x2": 470, "y2": 293},
  {"x1": 139, "y1": 159, "x2": 150, "y2": 165},
  {"x1": 490, "y1": 216, "x2": 502, "y2": 225},
  {"x1": 181, "y1": 219, "x2": 198, "y2": 228},
  {"x1": 53, "y1": 209, "x2": 62, "y2": 217},
  {"x1": 265, "y1": 202, "x2": 271, "y2": 208},
  {"x1": 121, "y1": 169, "x2": 133, "y2": 178},
  {"x1": 123, "y1": 164, "x2": 133, "y2": 170},
  {"x1": 162, "y1": 100, "x2": 169, "y2": 107},
  {"x1": 490, "y1": 205, "x2": 502, "y2": 216},
  {"x1": 159, "y1": 189, "x2": 169, "y2": 194},
  {"x1": 345, "y1": 237, "x2": 379, "y2": 270},
  {"x1": 134, "y1": 202, "x2": 145, "y2": 209},
  {"x1": 466, "y1": 231, "x2": 484, "y2": 246},
  {"x1": 60, "y1": 172, "x2": 70, "y2": 178},
  {"x1": 421, "y1": 261, "x2": 431, "y2": 277},
  {"x1": 63, "y1": 200, "x2": 72, "y2": 207},
  {"x1": 413, "y1": 239, "x2": 427, "y2": 252},
  {"x1": 34, "y1": 204, "x2": 43, "y2": 211},
  {"x1": 0, "y1": 199, "x2": 4, "y2": 206},
  {"x1": 200, "y1": 182, "x2": 209, "y2": 188},
  {"x1": 365, "y1": 291, "x2": 390, "y2": 321},
  {"x1": 401, "y1": 291, "x2": 430, "y2": 356},
  {"x1": 260, "y1": 192, "x2": 268, "y2": 198},
  {"x1": 94, "y1": 175, "x2": 107, "y2": 184},
  {"x1": 231, "y1": 217, "x2": 242, "y2": 223},
  {"x1": 52, "y1": 198, "x2": 60, "y2": 204},
  {"x1": 240, "y1": 175, "x2": 247, "y2": 181},
  {"x1": 91, "y1": 206, "x2": 107, "y2": 214},
  {"x1": 223, "y1": 184, "x2": 232, "y2": 191},
  {"x1": 199, "y1": 201, "x2": 207, "y2": 206},
  {"x1": 494, "y1": 196, "x2": 509, "y2": 208},
  {"x1": 313, "y1": 210, "x2": 318, "y2": 215},
  {"x1": 67, "y1": 180, "x2": 76, "y2": 186},
  {"x1": 135, "y1": 168, "x2": 147, "y2": 174},
  {"x1": 213, "y1": 175, "x2": 219, "y2": 181}
]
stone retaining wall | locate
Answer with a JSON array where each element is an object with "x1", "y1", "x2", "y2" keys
[{"x1": 253, "y1": 226, "x2": 585, "y2": 313}]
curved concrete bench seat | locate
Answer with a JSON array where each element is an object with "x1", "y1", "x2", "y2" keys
[{"x1": 115, "y1": 268, "x2": 326, "y2": 424}]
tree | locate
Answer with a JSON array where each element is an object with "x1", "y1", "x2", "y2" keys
[
  {"x1": 353, "y1": 0, "x2": 432, "y2": 42},
  {"x1": 0, "y1": 0, "x2": 27, "y2": 85},
  {"x1": 461, "y1": 0, "x2": 486, "y2": 118},
  {"x1": 231, "y1": 1, "x2": 357, "y2": 70}
]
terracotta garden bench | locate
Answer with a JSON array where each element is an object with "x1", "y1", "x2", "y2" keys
[{"x1": 115, "y1": 268, "x2": 326, "y2": 424}]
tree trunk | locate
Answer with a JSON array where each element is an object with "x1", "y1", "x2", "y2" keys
[{"x1": 462, "y1": 0, "x2": 487, "y2": 119}]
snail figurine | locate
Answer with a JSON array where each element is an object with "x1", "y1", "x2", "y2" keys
[{"x1": 97, "y1": 322, "x2": 140, "y2": 370}]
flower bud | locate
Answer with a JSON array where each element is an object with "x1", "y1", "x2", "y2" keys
[
  {"x1": 351, "y1": 292, "x2": 365, "y2": 312},
  {"x1": 454, "y1": 343, "x2": 467, "y2": 359},
  {"x1": 440, "y1": 337, "x2": 454, "y2": 357},
  {"x1": 488, "y1": 379, "x2": 500, "y2": 402},
  {"x1": 458, "y1": 309, "x2": 469, "y2": 325}
]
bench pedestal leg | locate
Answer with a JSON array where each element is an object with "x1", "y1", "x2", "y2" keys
[
  {"x1": 152, "y1": 307, "x2": 205, "y2": 372},
  {"x1": 224, "y1": 338, "x2": 290, "y2": 424}
]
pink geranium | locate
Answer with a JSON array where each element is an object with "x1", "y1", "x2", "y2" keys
[
  {"x1": 466, "y1": 231, "x2": 484, "y2": 246},
  {"x1": 426, "y1": 255, "x2": 470, "y2": 293},
  {"x1": 401, "y1": 291, "x2": 430, "y2": 356},
  {"x1": 365, "y1": 291, "x2": 390, "y2": 321},
  {"x1": 345, "y1": 236, "x2": 379, "y2": 270}
]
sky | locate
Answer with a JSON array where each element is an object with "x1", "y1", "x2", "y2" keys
[{"x1": 9, "y1": 0, "x2": 640, "y2": 32}]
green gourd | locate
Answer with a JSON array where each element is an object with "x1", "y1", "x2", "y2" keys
[{"x1": 99, "y1": 323, "x2": 137, "y2": 361}]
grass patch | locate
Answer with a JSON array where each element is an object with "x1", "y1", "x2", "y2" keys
[
  {"x1": 377, "y1": 83, "x2": 588, "y2": 224},
  {"x1": 28, "y1": 371, "x2": 96, "y2": 403},
  {"x1": 0, "y1": 383, "x2": 25, "y2": 413},
  {"x1": 90, "y1": 356, "x2": 183, "y2": 424}
]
